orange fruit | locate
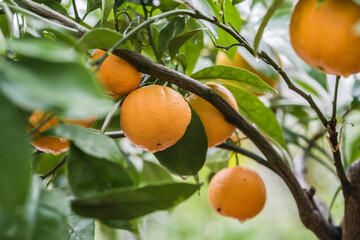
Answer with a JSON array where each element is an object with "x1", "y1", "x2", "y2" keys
[
  {"x1": 216, "y1": 51, "x2": 279, "y2": 95},
  {"x1": 30, "y1": 110, "x2": 96, "y2": 155},
  {"x1": 289, "y1": 0, "x2": 360, "y2": 77},
  {"x1": 119, "y1": 85, "x2": 191, "y2": 153},
  {"x1": 91, "y1": 49, "x2": 142, "y2": 99},
  {"x1": 208, "y1": 166, "x2": 266, "y2": 222},
  {"x1": 187, "y1": 82, "x2": 238, "y2": 148}
]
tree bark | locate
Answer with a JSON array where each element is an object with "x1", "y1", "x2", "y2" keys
[{"x1": 343, "y1": 159, "x2": 360, "y2": 240}]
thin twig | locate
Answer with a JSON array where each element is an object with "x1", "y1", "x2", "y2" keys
[
  {"x1": 332, "y1": 76, "x2": 341, "y2": 120},
  {"x1": 100, "y1": 100, "x2": 122, "y2": 133},
  {"x1": 72, "y1": 0, "x2": 80, "y2": 22}
]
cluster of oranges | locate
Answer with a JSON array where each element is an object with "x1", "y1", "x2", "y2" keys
[{"x1": 30, "y1": 0, "x2": 360, "y2": 222}]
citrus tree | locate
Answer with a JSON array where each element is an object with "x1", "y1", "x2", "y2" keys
[{"x1": 0, "y1": 0, "x2": 359, "y2": 239}]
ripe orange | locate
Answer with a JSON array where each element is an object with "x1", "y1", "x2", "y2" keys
[
  {"x1": 187, "y1": 82, "x2": 238, "y2": 148},
  {"x1": 208, "y1": 166, "x2": 266, "y2": 222},
  {"x1": 30, "y1": 110, "x2": 96, "y2": 155},
  {"x1": 91, "y1": 49, "x2": 142, "y2": 99},
  {"x1": 216, "y1": 51, "x2": 279, "y2": 95},
  {"x1": 119, "y1": 85, "x2": 191, "y2": 153},
  {"x1": 289, "y1": 0, "x2": 360, "y2": 77}
]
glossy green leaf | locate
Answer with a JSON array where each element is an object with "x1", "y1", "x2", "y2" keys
[
  {"x1": 225, "y1": 85, "x2": 286, "y2": 148},
  {"x1": 191, "y1": 65, "x2": 277, "y2": 94},
  {"x1": 154, "y1": 108, "x2": 207, "y2": 176},
  {"x1": 71, "y1": 182, "x2": 200, "y2": 220},
  {"x1": 9, "y1": 38, "x2": 79, "y2": 63},
  {"x1": 157, "y1": 16, "x2": 186, "y2": 58},
  {"x1": 43, "y1": 125, "x2": 123, "y2": 164},
  {"x1": 0, "y1": 93, "x2": 31, "y2": 209},
  {"x1": 168, "y1": 28, "x2": 204, "y2": 59},
  {"x1": 140, "y1": 160, "x2": 173, "y2": 184},
  {"x1": 76, "y1": 28, "x2": 131, "y2": 50},
  {"x1": 0, "y1": 57, "x2": 113, "y2": 118},
  {"x1": 67, "y1": 144, "x2": 136, "y2": 198},
  {"x1": 67, "y1": 214, "x2": 94, "y2": 240}
]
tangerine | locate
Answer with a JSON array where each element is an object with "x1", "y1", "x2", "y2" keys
[
  {"x1": 29, "y1": 110, "x2": 96, "y2": 155},
  {"x1": 187, "y1": 82, "x2": 238, "y2": 148},
  {"x1": 91, "y1": 49, "x2": 142, "y2": 99},
  {"x1": 208, "y1": 166, "x2": 266, "y2": 222},
  {"x1": 289, "y1": 0, "x2": 360, "y2": 76},
  {"x1": 119, "y1": 85, "x2": 191, "y2": 153}
]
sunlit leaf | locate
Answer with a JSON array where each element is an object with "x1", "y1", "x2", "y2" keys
[
  {"x1": 225, "y1": 85, "x2": 286, "y2": 148},
  {"x1": 191, "y1": 65, "x2": 277, "y2": 94}
]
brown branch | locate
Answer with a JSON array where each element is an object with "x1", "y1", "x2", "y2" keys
[
  {"x1": 40, "y1": 156, "x2": 67, "y2": 179},
  {"x1": 10, "y1": 2, "x2": 341, "y2": 239}
]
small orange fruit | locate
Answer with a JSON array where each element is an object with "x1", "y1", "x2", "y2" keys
[
  {"x1": 289, "y1": 0, "x2": 360, "y2": 77},
  {"x1": 216, "y1": 51, "x2": 279, "y2": 95},
  {"x1": 208, "y1": 166, "x2": 266, "y2": 222},
  {"x1": 30, "y1": 110, "x2": 96, "y2": 155},
  {"x1": 187, "y1": 82, "x2": 238, "y2": 148},
  {"x1": 120, "y1": 85, "x2": 191, "y2": 153},
  {"x1": 91, "y1": 49, "x2": 142, "y2": 99}
]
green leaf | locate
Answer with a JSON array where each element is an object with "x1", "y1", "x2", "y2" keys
[
  {"x1": 0, "y1": 57, "x2": 113, "y2": 118},
  {"x1": 0, "y1": 93, "x2": 31, "y2": 209},
  {"x1": 67, "y1": 144, "x2": 136, "y2": 198},
  {"x1": 67, "y1": 214, "x2": 94, "y2": 240},
  {"x1": 159, "y1": 0, "x2": 180, "y2": 11},
  {"x1": 232, "y1": 0, "x2": 245, "y2": 5},
  {"x1": 76, "y1": 28, "x2": 132, "y2": 50},
  {"x1": 224, "y1": 85, "x2": 286, "y2": 148},
  {"x1": 43, "y1": 125, "x2": 123, "y2": 164},
  {"x1": 140, "y1": 160, "x2": 173, "y2": 184},
  {"x1": 102, "y1": 0, "x2": 115, "y2": 22},
  {"x1": 191, "y1": 65, "x2": 277, "y2": 94},
  {"x1": 32, "y1": 152, "x2": 66, "y2": 175},
  {"x1": 101, "y1": 219, "x2": 138, "y2": 232},
  {"x1": 87, "y1": 0, "x2": 102, "y2": 13},
  {"x1": 0, "y1": 29, "x2": 6, "y2": 55},
  {"x1": 253, "y1": 0, "x2": 284, "y2": 54},
  {"x1": 307, "y1": 67, "x2": 328, "y2": 91},
  {"x1": 71, "y1": 182, "x2": 200, "y2": 220},
  {"x1": 181, "y1": 18, "x2": 204, "y2": 75},
  {"x1": 217, "y1": 0, "x2": 243, "y2": 59},
  {"x1": 31, "y1": 188, "x2": 70, "y2": 240},
  {"x1": 154, "y1": 108, "x2": 207, "y2": 176},
  {"x1": 168, "y1": 28, "x2": 204, "y2": 59},
  {"x1": 9, "y1": 38, "x2": 79, "y2": 63},
  {"x1": 0, "y1": 178, "x2": 70, "y2": 240},
  {"x1": 32, "y1": 0, "x2": 69, "y2": 16},
  {"x1": 157, "y1": 16, "x2": 186, "y2": 58}
]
